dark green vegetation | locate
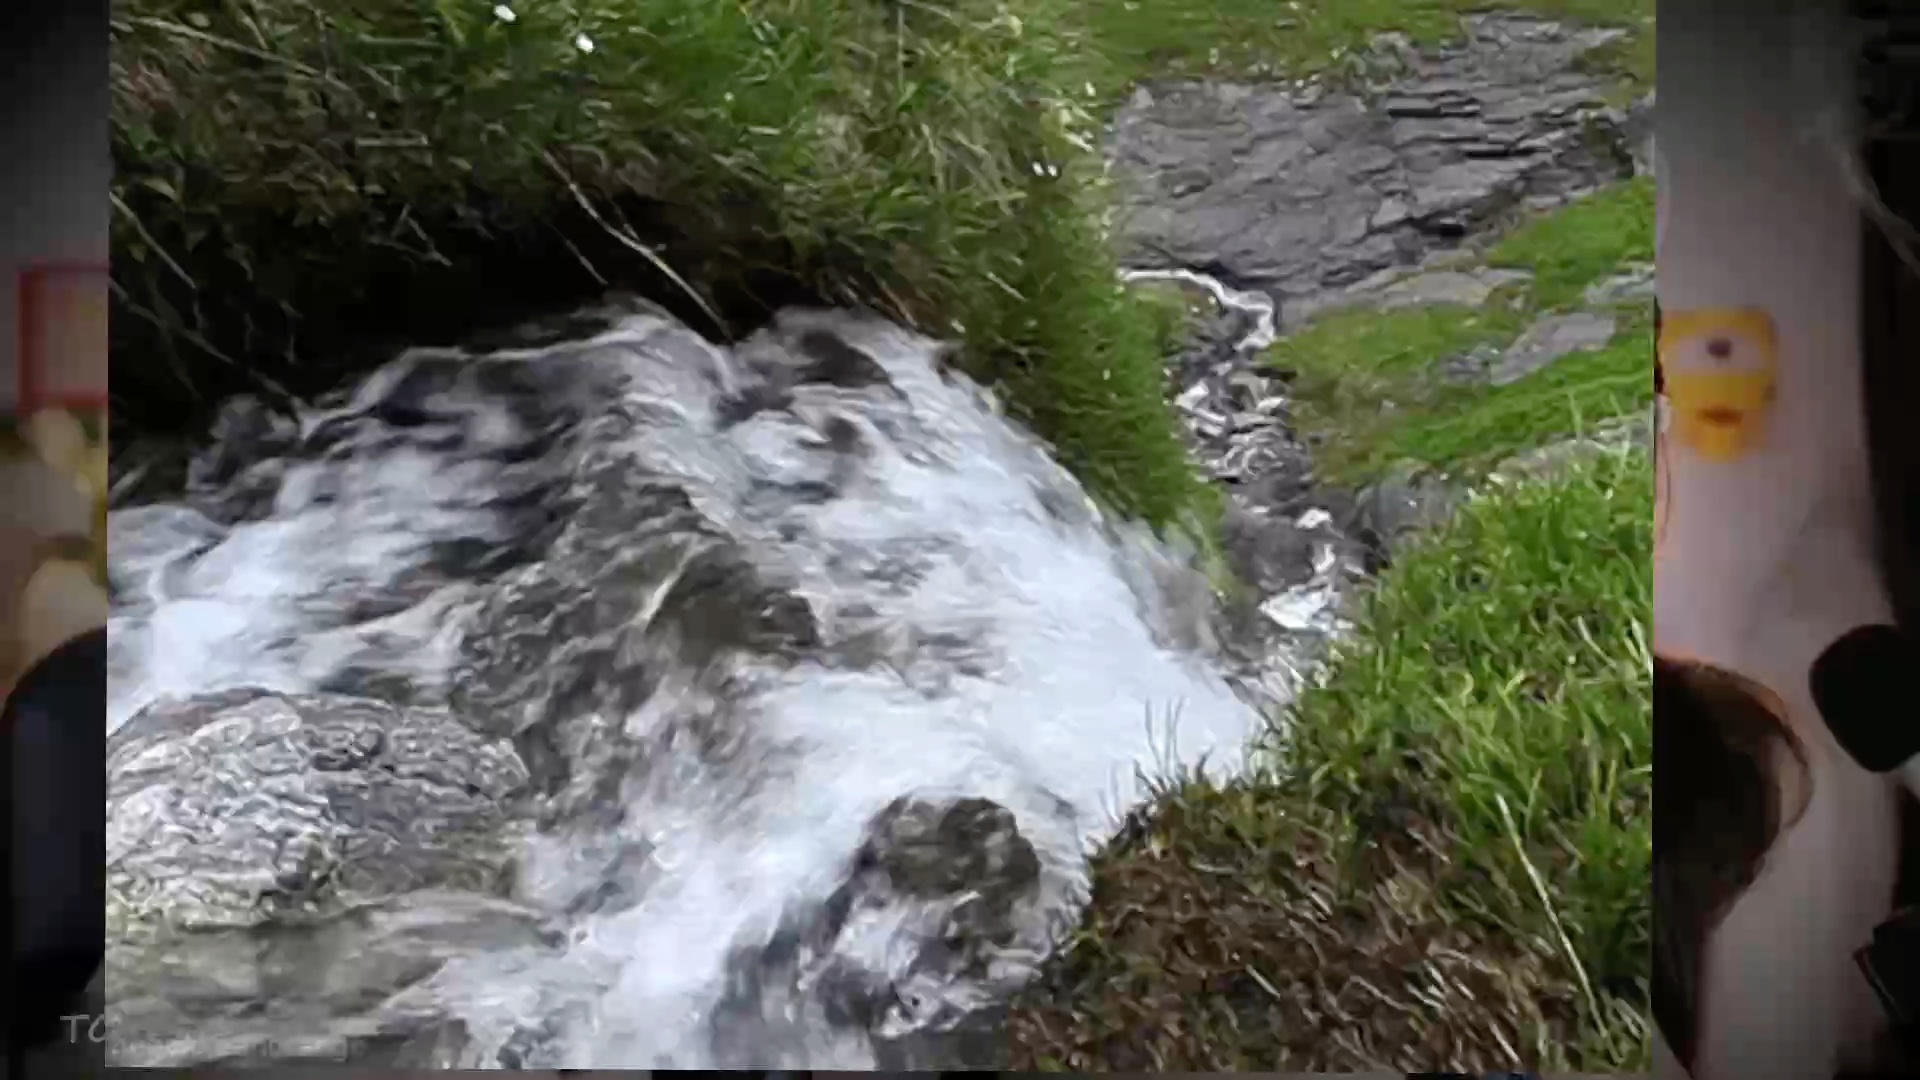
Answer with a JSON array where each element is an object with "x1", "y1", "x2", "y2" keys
[{"x1": 111, "y1": 0, "x2": 1208, "y2": 525}]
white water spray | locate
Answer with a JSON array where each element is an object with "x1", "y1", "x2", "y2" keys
[{"x1": 106, "y1": 303, "x2": 1283, "y2": 1068}]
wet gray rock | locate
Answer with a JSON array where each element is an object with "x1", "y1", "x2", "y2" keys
[
  {"x1": 851, "y1": 796, "x2": 1041, "y2": 919},
  {"x1": 1437, "y1": 341, "x2": 1506, "y2": 385},
  {"x1": 710, "y1": 795, "x2": 1047, "y2": 1070},
  {"x1": 1107, "y1": 14, "x2": 1638, "y2": 317},
  {"x1": 1351, "y1": 464, "x2": 1467, "y2": 548},
  {"x1": 1356, "y1": 266, "x2": 1533, "y2": 312},
  {"x1": 859, "y1": 803, "x2": 1048, "y2": 1073},
  {"x1": 105, "y1": 689, "x2": 541, "y2": 1066},
  {"x1": 1492, "y1": 409, "x2": 1653, "y2": 482},
  {"x1": 1488, "y1": 310, "x2": 1618, "y2": 385},
  {"x1": 1219, "y1": 501, "x2": 1321, "y2": 595},
  {"x1": 1583, "y1": 262, "x2": 1656, "y2": 307},
  {"x1": 182, "y1": 396, "x2": 302, "y2": 523},
  {"x1": 833, "y1": 794, "x2": 1045, "y2": 1024},
  {"x1": 1286, "y1": 264, "x2": 1533, "y2": 325},
  {"x1": 108, "y1": 433, "x2": 194, "y2": 509},
  {"x1": 1625, "y1": 89, "x2": 1655, "y2": 175}
]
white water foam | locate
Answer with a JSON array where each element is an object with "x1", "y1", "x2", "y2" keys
[{"x1": 107, "y1": 305, "x2": 1281, "y2": 1068}]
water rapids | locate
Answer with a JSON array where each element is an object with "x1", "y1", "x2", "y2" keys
[{"x1": 105, "y1": 299, "x2": 1291, "y2": 1069}]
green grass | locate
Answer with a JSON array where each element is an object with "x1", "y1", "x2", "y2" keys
[
  {"x1": 1065, "y1": 0, "x2": 1652, "y2": 96},
  {"x1": 1006, "y1": 449, "x2": 1652, "y2": 1072},
  {"x1": 111, "y1": 0, "x2": 1209, "y2": 527},
  {"x1": 1379, "y1": 306, "x2": 1651, "y2": 472},
  {"x1": 1266, "y1": 177, "x2": 1655, "y2": 484},
  {"x1": 1269, "y1": 304, "x2": 1652, "y2": 482},
  {"x1": 1488, "y1": 176, "x2": 1656, "y2": 311}
]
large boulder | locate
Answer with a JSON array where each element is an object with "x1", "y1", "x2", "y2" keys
[
  {"x1": 1107, "y1": 14, "x2": 1640, "y2": 310},
  {"x1": 105, "y1": 689, "x2": 543, "y2": 1065},
  {"x1": 707, "y1": 795, "x2": 1050, "y2": 1070}
]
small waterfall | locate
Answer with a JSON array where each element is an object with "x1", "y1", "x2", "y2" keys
[{"x1": 105, "y1": 300, "x2": 1293, "y2": 1068}]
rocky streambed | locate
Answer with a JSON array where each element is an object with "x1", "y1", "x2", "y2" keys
[{"x1": 1112, "y1": 12, "x2": 1651, "y2": 685}]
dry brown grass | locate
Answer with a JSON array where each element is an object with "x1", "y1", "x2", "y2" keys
[{"x1": 1005, "y1": 777, "x2": 1582, "y2": 1072}]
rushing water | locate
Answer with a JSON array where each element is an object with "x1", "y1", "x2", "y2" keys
[{"x1": 106, "y1": 299, "x2": 1289, "y2": 1068}]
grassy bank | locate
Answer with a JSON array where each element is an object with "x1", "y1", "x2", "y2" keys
[
  {"x1": 1004, "y1": 164, "x2": 1655, "y2": 1070},
  {"x1": 1007, "y1": 450, "x2": 1651, "y2": 1071},
  {"x1": 1270, "y1": 177, "x2": 1654, "y2": 485},
  {"x1": 110, "y1": 0, "x2": 1207, "y2": 526},
  {"x1": 1006, "y1": 447, "x2": 1651, "y2": 1068}
]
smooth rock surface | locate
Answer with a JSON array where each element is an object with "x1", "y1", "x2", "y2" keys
[
  {"x1": 1489, "y1": 310, "x2": 1618, "y2": 385},
  {"x1": 105, "y1": 689, "x2": 541, "y2": 1065},
  {"x1": 1108, "y1": 14, "x2": 1641, "y2": 314},
  {"x1": 1583, "y1": 262, "x2": 1656, "y2": 306}
]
